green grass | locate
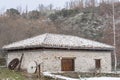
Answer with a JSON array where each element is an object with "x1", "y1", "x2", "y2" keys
[{"x1": 0, "y1": 68, "x2": 26, "y2": 80}]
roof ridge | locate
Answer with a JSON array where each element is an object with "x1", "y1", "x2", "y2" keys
[{"x1": 41, "y1": 33, "x2": 49, "y2": 45}]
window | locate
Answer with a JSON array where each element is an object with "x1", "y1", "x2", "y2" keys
[{"x1": 95, "y1": 59, "x2": 101, "y2": 69}]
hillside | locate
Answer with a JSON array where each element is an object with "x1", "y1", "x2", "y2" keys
[{"x1": 1, "y1": 1, "x2": 120, "y2": 67}]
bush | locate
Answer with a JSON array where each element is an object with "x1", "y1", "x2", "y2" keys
[
  {"x1": 49, "y1": 14, "x2": 58, "y2": 21},
  {"x1": 28, "y1": 10, "x2": 40, "y2": 19},
  {"x1": 49, "y1": 9, "x2": 79, "y2": 21},
  {"x1": 60, "y1": 9, "x2": 79, "y2": 17},
  {"x1": 0, "y1": 58, "x2": 6, "y2": 66}
]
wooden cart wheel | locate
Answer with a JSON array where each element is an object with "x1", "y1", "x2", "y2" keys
[{"x1": 8, "y1": 58, "x2": 19, "y2": 70}]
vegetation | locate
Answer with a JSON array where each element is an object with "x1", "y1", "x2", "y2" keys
[
  {"x1": 6, "y1": 8, "x2": 20, "y2": 17},
  {"x1": 0, "y1": 0, "x2": 120, "y2": 67},
  {"x1": 28, "y1": 10, "x2": 40, "y2": 19},
  {"x1": 0, "y1": 58, "x2": 6, "y2": 66},
  {"x1": 0, "y1": 68, "x2": 56, "y2": 80},
  {"x1": 0, "y1": 68, "x2": 26, "y2": 80}
]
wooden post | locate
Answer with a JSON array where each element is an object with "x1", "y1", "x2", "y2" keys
[
  {"x1": 17, "y1": 53, "x2": 24, "y2": 71},
  {"x1": 112, "y1": 1, "x2": 117, "y2": 73},
  {"x1": 38, "y1": 64, "x2": 41, "y2": 78}
]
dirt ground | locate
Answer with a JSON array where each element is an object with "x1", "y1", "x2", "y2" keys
[{"x1": 25, "y1": 72, "x2": 120, "y2": 80}]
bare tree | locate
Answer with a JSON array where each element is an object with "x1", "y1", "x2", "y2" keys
[
  {"x1": 38, "y1": 4, "x2": 44, "y2": 12},
  {"x1": 48, "y1": 4, "x2": 53, "y2": 11},
  {"x1": 16, "y1": 6, "x2": 22, "y2": 14}
]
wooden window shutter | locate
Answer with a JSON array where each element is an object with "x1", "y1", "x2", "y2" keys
[{"x1": 95, "y1": 59, "x2": 101, "y2": 69}]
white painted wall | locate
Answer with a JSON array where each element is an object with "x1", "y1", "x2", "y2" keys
[{"x1": 7, "y1": 49, "x2": 112, "y2": 73}]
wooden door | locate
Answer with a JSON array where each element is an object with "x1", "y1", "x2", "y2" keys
[{"x1": 61, "y1": 58, "x2": 74, "y2": 71}]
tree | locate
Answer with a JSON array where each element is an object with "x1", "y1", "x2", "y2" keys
[
  {"x1": 6, "y1": 8, "x2": 20, "y2": 17},
  {"x1": 28, "y1": 10, "x2": 40, "y2": 19},
  {"x1": 38, "y1": 4, "x2": 44, "y2": 12},
  {"x1": 48, "y1": 4, "x2": 53, "y2": 10}
]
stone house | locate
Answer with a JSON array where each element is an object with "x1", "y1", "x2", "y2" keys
[{"x1": 2, "y1": 33, "x2": 113, "y2": 73}]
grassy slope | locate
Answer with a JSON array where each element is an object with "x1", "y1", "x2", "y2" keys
[
  {"x1": 0, "y1": 68, "x2": 26, "y2": 80},
  {"x1": 0, "y1": 68, "x2": 55, "y2": 80}
]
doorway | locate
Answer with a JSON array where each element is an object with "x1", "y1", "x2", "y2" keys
[{"x1": 61, "y1": 58, "x2": 74, "y2": 71}]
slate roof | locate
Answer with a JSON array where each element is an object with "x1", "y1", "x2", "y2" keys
[{"x1": 3, "y1": 33, "x2": 113, "y2": 50}]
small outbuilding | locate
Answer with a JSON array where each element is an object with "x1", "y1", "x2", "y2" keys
[{"x1": 2, "y1": 33, "x2": 113, "y2": 73}]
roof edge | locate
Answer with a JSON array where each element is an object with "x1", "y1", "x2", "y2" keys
[{"x1": 2, "y1": 45, "x2": 114, "y2": 52}]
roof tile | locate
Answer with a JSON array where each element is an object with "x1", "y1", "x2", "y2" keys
[{"x1": 3, "y1": 33, "x2": 113, "y2": 50}]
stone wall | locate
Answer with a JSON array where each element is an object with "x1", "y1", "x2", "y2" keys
[{"x1": 7, "y1": 49, "x2": 112, "y2": 73}]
